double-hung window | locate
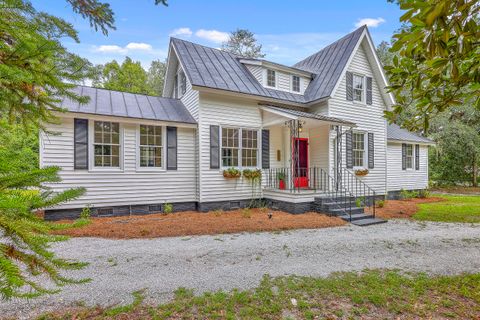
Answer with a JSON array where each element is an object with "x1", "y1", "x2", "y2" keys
[
  {"x1": 353, "y1": 132, "x2": 365, "y2": 167},
  {"x1": 94, "y1": 121, "x2": 120, "y2": 167},
  {"x1": 405, "y1": 144, "x2": 413, "y2": 169},
  {"x1": 267, "y1": 69, "x2": 276, "y2": 87},
  {"x1": 353, "y1": 74, "x2": 364, "y2": 102},
  {"x1": 221, "y1": 128, "x2": 259, "y2": 167},
  {"x1": 139, "y1": 125, "x2": 163, "y2": 168},
  {"x1": 179, "y1": 70, "x2": 186, "y2": 96},
  {"x1": 292, "y1": 75, "x2": 300, "y2": 92}
]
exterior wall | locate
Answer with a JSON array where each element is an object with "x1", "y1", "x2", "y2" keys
[
  {"x1": 198, "y1": 93, "x2": 263, "y2": 202},
  {"x1": 40, "y1": 115, "x2": 197, "y2": 210},
  {"x1": 327, "y1": 41, "x2": 388, "y2": 194},
  {"x1": 387, "y1": 142, "x2": 429, "y2": 191},
  {"x1": 180, "y1": 71, "x2": 199, "y2": 121},
  {"x1": 309, "y1": 124, "x2": 330, "y2": 169}
]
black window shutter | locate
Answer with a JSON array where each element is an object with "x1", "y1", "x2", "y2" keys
[
  {"x1": 346, "y1": 71, "x2": 353, "y2": 101},
  {"x1": 166, "y1": 126, "x2": 177, "y2": 170},
  {"x1": 368, "y1": 132, "x2": 374, "y2": 169},
  {"x1": 415, "y1": 144, "x2": 420, "y2": 170},
  {"x1": 366, "y1": 76, "x2": 373, "y2": 105},
  {"x1": 262, "y1": 129, "x2": 270, "y2": 169},
  {"x1": 74, "y1": 118, "x2": 88, "y2": 170},
  {"x1": 402, "y1": 143, "x2": 407, "y2": 170},
  {"x1": 346, "y1": 130, "x2": 353, "y2": 169},
  {"x1": 210, "y1": 125, "x2": 220, "y2": 169}
]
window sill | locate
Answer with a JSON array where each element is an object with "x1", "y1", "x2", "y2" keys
[
  {"x1": 88, "y1": 168, "x2": 123, "y2": 173},
  {"x1": 136, "y1": 167, "x2": 166, "y2": 173}
]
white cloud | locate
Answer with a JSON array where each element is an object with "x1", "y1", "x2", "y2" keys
[
  {"x1": 355, "y1": 17, "x2": 386, "y2": 28},
  {"x1": 195, "y1": 29, "x2": 229, "y2": 43},
  {"x1": 95, "y1": 45, "x2": 127, "y2": 54},
  {"x1": 125, "y1": 42, "x2": 152, "y2": 51},
  {"x1": 170, "y1": 27, "x2": 193, "y2": 37}
]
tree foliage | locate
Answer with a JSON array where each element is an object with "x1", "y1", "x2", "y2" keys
[
  {"x1": 384, "y1": 0, "x2": 480, "y2": 131},
  {"x1": 93, "y1": 57, "x2": 166, "y2": 96},
  {"x1": 221, "y1": 29, "x2": 265, "y2": 58}
]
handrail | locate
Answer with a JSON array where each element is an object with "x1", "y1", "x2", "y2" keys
[
  {"x1": 341, "y1": 168, "x2": 376, "y2": 218},
  {"x1": 318, "y1": 168, "x2": 355, "y2": 222}
]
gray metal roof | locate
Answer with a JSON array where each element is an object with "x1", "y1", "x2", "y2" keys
[
  {"x1": 293, "y1": 26, "x2": 366, "y2": 102},
  {"x1": 387, "y1": 124, "x2": 434, "y2": 144},
  {"x1": 60, "y1": 86, "x2": 196, "y2": 124},
  {"x1": 262, "y1": 105, "x2": 356, "y2": 127},
  {"x1": 171, "y1": 38, "x2": 307, "y2": 104}
]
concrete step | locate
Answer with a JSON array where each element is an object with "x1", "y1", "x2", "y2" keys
[
  {"x1": 351, "y1": 218, "x2": 387, "y2": 226},
  {"x1": 328, "y1": 207, "x2": 365, "y2": 217},
  {"x1": 338, "y1": 212, "x2": 373, "y2": 221}
]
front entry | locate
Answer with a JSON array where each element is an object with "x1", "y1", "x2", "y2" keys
[{"x1": 293, "y1": 138, "x2": 309, "y2": 188}]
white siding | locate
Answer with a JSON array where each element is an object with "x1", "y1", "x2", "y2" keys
[
  {"x1": 328, "y1": 41, "x2": 388, "y2": 194},
  {"x1": 309, "y1": 124, "x2": 330, "y2": 169},
  {"x1": 387, "y1": 142, "x2": 429, "y2": 191},
  {"x1": 40, "y1": 116, "x2": 197, "y2": 209},
  {"x1": 180, "y1": 70, "x2": 199, "y2": 121},
  {"x1": 198, "y1": 93, "x2": 263, "y2": 202},
  {"x1": 245, "y1": 65, "x2": 310, "y2": 95},
  {"x1": 245, "y1": 65, "x2": 263, "y2": 83}
]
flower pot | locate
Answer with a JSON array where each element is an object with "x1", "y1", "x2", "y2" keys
[{"x1": 279, "y1": 180, "x2": 286, "y2": 190}]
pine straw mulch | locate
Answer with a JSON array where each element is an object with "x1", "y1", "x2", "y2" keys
[
  {"x1": 52, "y1": 209, "x2": 346, "y2": 239},
  {"x1": 370, "y1": 197, "x2": 445, "y2": 219}
]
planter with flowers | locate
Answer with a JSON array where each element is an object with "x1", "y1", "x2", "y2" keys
[
  {"x1": 223, "y1": 167, "x2": 241, "y2": 179},
  {"x1": 276, "y1": 172, "x2": 286, "y2": 190},
  {"x1": 242, "y1": 169, "x2": 262, "y2": 181},
  {"x1": 354, "y1": 169, "x2": 369, "y2": 177}
]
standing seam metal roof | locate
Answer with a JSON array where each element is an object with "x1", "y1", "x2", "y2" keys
[
  {"x1": 387, "y1": 124, "x2": 434, "y2": 144},
  {"x1": 60, "y1": 86, "x2": 196, "y2": 124}
]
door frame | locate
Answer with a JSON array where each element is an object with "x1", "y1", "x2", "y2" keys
[{"x1": 292, "y1": 137, "x2": 309, "y2": 188}]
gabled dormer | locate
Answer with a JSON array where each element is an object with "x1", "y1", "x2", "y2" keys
[
  {"x1": 240, "y1": 59, "x2": 312, "y2": 95},
  {"x1": 163, "y1": 44, "x2": 188, "y2": 99}
]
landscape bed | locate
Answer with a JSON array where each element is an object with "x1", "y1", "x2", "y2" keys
[
  {"x1": 52, "y1": 208, "x2": 346, "y2": 239},
  {"x1": 37, "y1": 270, "x2": 480, "y2": 319}
]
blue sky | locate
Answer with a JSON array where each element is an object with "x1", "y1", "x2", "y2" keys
[{"x1": 33, "y1": 0, "x2": 403, "y2": 68}]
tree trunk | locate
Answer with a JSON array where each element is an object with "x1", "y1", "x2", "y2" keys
[{"x1": 473, "y1": 154, "x2": 478, "y2": 187}]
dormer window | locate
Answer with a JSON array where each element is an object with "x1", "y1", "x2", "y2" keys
[
  {"x1": 292, "y1": 75, "x2": 300, "y2": 93},
  {"x1": 353, "y1": 74, "x2": 364, "y2": 102},
  {"x1": 179, "y1": 70, "x2": 186, "y2": 96},
  {"x1": 267, "y1": 69, "x2": 276, "y2": 87}
]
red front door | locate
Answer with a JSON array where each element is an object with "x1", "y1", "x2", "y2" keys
[{"x1": 293, "y1": 138, "x2": 309, "y2": 188}]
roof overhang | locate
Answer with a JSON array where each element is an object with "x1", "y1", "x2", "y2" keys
[
  {"x1": 387, "y1": 138, "x2": 436, "y2": 146},
  {"x1": 239, "y1": 59, "x2": 313, "y2": 78},
  {"x1": 260, "y1": 105, "x2": 356, "y2": 128}
]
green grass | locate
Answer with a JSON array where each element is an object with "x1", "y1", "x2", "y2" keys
[
  {"x1": 37, "y1": 270, "x2": 480, "y2": 319},
  {"x1": 413, "y1": 195, "x2": 480, "y2": 223}
]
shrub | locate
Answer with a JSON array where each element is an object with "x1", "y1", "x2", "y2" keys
[
  {"x1": 418, "y1": 189, "x2": 430, "y2": 198},
  {"x1": 355, "y1": 196, "x2": 365, "y2": 208},
  {"x1": 376, "y1": 200, "x2": 385, "y2": 208},
  {"x1": 400, "y1": 189, "x2": 419, "y2": 199},
  {"x1": 163, "y1": 203, "x2": 173, "y2": 214},
  {"x1": 80, "y1": 205, "x2": 92, "y2": 219},
  {"x1": 242, "y1": 208, "x2": 251, "y2": 218}
]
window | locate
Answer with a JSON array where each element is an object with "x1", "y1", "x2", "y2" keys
[
  {"x1": 139, "y1": 125, "x2": 163, "y2": 168},
  {"x1": 221, "y1": 128, "x2": 239, "y2": 167},
  {"x1": 179, "y1": 70, "x2": 186, "y2": 96},
  {"x1": 221, "y1": 127, "x2": 259, "y2": 167},
  {"x1": 353, "y1": 132, "x2": 365, "y2": 167},
  {"x1": 405, "y1": 144, "x2": 413, "y2": 169},
  {"x1": 173, "y1": 74, "x2": 178, "y2": 98},
  {"x1": 267, "y1": 69, "x2": 276, "y2": 87},
  {"x1": 292, "y1": 75, "x2": 300, "y2": 92},
  {"x1": 241, "y1": 129, "x2": 258, "y2": 167},
  {"x1": 94, "y1": 121, "x2": 120, "y2": 167},
  {"x1": 353, "y1": 74, "x2": 364, "y2": 102}
]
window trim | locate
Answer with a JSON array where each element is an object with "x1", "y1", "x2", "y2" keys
[
  {"x1": 220, "y1": 126, "x2": 260, "y2": 169},
  {"x1": 352, "y1": 131, "x2": 367, "y2": 169},
  {"x1": 136, "y1": 124, "x2": 167, "y2": 172},
  {"x1": 405, "y1": 143, "x2": 414, "y2": 170},
  {"x1": 89, "y1": 121, "x2": 124, "y2": 172},
  {"x1": 265, "y1": 69, "x2": 277, "y2": 88},
  {"x1": 352, "y1": 73, "x2": 366, "y2": 104},
  {"x1": 291, "y1": 75, "x2": 301, "y2": 93}
]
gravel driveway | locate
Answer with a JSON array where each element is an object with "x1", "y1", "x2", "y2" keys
[{"x1": 2, "y1": 220, "x2": 480, "y2": 319}]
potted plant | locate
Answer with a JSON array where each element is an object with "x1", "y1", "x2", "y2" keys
[
  {"x1": 276, "y1": 171, "x2": 286, "y2": 190},
  {"x1": 354, "y1": 169, "x2": 369, "y2": 177},
  {"x1": 223, "y1": 167, "x2": 241, "y2": 178},
  {"x1": 243, "y1": 169, "x2": 262, "y2": 180}
]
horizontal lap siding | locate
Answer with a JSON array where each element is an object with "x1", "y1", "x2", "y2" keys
[
  {"x1": 199, "y1": 94, "x2": 262, "y2": 202},
  {"x1": 309, "y1": 125, "x2": 329, "y2": 169},
  {"x1": 387, "y1": 143, "x2": 428, "y2": 191},
  {"x1": 269, "y1": 126, "x2": 286, "y2": 168},
  {"x1": 181, "y1": 76, "x2": 199, "y2": 121},
  {"x1": 328, "y1": 42, "x2": 387, "y2": 194},
  {"x1": 41, "y1": 118, "x2": 197, "y2": 209}
]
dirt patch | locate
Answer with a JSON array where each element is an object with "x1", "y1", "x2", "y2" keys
[
  {"x1": 372, "y1": 197, "x2": 445, "y2": 219},
  {"x1": 53, "y1": 209, "x2": 346, "y2": 239}
]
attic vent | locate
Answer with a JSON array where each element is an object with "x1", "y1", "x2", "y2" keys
[
  {"x1": 97, "y1": 208, "x2": 114, "y2": 217},
  {"x1": 149, "y1": 204, "x2": 162, "y2": 212}
]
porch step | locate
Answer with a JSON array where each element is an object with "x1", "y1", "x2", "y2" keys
[
  {"x1": 328, "y1": 207, "x2": 365, "y2": 217},
  {"x1": 338, "y1": 212, "x2": 373, "y2": 221},
  {"x1": 351, "y1": 217, "x2": 387, "y2": 226}
]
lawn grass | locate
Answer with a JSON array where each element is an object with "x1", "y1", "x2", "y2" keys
[
  {"x1": 413, "y1": 195, "x2": 480, "y2": 223},
  {"x1": 37, "y1": 270, "x2": 480, "y2": 319}
]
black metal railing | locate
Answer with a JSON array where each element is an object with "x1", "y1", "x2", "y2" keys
[
  {"x1": 341, "y1": 168, "x2": 377, "y2": 218},
  {"x1": 263, "y1": 167, "x2": 356, "y2": 221}
]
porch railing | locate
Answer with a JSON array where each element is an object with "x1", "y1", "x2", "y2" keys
[{"x1": 341, "y1": 168, "x2": 377, "y2": 218}]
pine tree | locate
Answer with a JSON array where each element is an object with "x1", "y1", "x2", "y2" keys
[{"x1": 221, "y1": 29, "x2": 265, "y2": 58}]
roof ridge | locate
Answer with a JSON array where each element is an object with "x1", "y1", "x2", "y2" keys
[{"x1": 171, "y1": 37, "x2": 240, "y2": 58}]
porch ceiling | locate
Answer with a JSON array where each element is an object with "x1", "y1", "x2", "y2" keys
[{"x1": 260, "y1": 105, "x2": 357, "y2": 128}]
